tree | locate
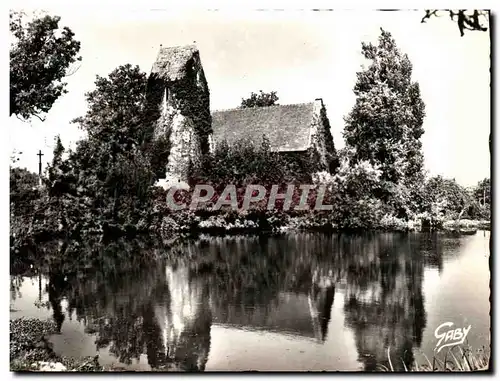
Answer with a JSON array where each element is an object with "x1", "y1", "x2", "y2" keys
[
  {"x1": 10, "y1": 11, "x2": 81, "y2": 121},
  {"x1": 14, "y1": 64, "x2": 161, "y2": 245},
  {"x1": 73, "y1": 64, "x2": 148, "y2": 142},
  {"x1": 52, "y1": 135, "x2": 65, "y2": 165},
  {"x1": 10, "y1": 167, "x2": 39, "y2": 201},
  {"x1": 69, "y1": 64, "x2": 157, "y2": 224},
  {"x1": 473, "y1": 178, "x2": 490, "y2": 206},
  {"x1": 421, "y1": 10, "x2": 489, "y2": 37},
  {"x1": 343, "y1": 29, "x2": 425, "y2": 188},
  {"x1": 422, "y1": 176, "x2": 471, "y2": 219},
  {"x1": 10, "y1": 167, "x2": 40, "y2": 242},
  {"x1": 240, "y1": 90, "x2": 279, "y2": 108}
]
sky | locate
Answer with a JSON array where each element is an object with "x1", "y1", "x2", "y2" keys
[{"x1": 8, "y1": 8, "x2": 491, "y2": 187}]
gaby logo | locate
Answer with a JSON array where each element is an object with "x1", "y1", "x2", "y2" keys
[{"x1": 434, "y1": 322, "x2": 472, "y2": 353}]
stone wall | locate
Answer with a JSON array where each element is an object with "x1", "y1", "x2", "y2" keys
[{"x1": 146, "y1": 47, "x2": 212, "y2": 184}]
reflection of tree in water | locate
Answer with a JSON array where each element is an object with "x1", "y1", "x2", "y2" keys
[
  {"x1": 419, "y1": 231, "x2": 465, "y2": 273},
  {"x1": 340, "y1": 233, "x2": 427, "y2": 371},
  {"x1": 48, "y1": 272, "x2": 67, "y2": 332},
  {"x1": 10, "y1": 275, "x2": 24, "y2": 302},
  {"x1": 309, "y1": 278, "x2": 335, "y2": 342}
]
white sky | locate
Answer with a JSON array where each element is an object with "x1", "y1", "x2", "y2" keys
[{"x1": 8, "y1": 8, "x2": 491, "y2": 187}]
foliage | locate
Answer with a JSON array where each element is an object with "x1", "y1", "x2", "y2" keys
[
  {"x1": 240, "y1": 90, "x2": 279, "y2": 108},
  {"x1": 10, "y1": 149, "x2": 24, "y2": 164},
  {"x1": 10, "y1": 318, "x2": 102, "y2": 371},
  {"x1": 10, "y1": 11, "x2": 81, "y2": 120},
  {"x1": 60, "y1": 65, "x2": 157, "y2": 226},
  {"x1": 344, "y1": 29, "x2": 425, "y2": 188},
  {"x1": 10, "y1": 167, "x2": 39, "y2": 206},
  {"x1": 10, "y1": 65, "x2": 166, "y2": 255},
  {"x1": 72, "y1": 64, "x2": 148, "y2": 142},
  {"x1": 473, "y1": 178, "x2": 490, "y2": 206},
  {"x1": 323, "y1": 155, "x2": 386, "y2": 229},
  {"x1": 191, "y1": 136, "x2": 310, "y2": 188},
  {"x1": 467, "y1": 178, "x2": 491, "y2": 220},
  {"x1": 10, "y1": 167, "x2": 41, "y2": 257},
  {"x1": 339, "y1": 29, "x2": 428, "y2": 222},
  {"x1": 145, "y1": 134, "x2": 172, "y2": 180},
  {"x1": 421, "y1": 10, "x2": 489, "y2": 37},
  {"x1": 418, "y1": 175, "x2": 491, "y2": 221},
  {"x1": 382, "y1": 344, "x2": 490, "y2": 371}
]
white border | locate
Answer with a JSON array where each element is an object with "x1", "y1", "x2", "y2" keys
[{"x1": 2, "y1": 1, "x2": 497, "y2": 380}]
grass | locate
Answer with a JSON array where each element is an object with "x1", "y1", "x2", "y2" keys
[
  {"x1": 378, "y1": 344, "x2": 490, "y2": 372},
  {"x1": 10, "y1": 318, "x2": 102, "y2": 372}
]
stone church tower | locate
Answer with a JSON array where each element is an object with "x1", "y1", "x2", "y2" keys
[{"x1": 146, "y1": 45, "x2": 212, "y2": 186}]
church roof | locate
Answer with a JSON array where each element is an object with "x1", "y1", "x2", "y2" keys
[
  {"x1": 151, "y1": 44, "x2": 199, "y2": 82},
  {"x1": 211, "y1": 102, "x2": 316, "y2": 152}
]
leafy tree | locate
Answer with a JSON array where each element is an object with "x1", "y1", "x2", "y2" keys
[
  {"x1": 10, "y1": 167, "x2": 39, "y2": 203},
  {"x1": 240, "y1": 90, "x2": 279, "y2": 108},
  {"x1": 14, "y1": 64, "x2": 164, "y2": 246},
  {"x1": 10, "y1": 167, "x2": 41, "y2": 255},
  {"x1": 10, "y1": 11, "x2": 81, "y2": 120},
  {"x1": 473, "y1": 178, "x2": 490, "y2": 206},
  {"x1": 328, "y1": 157, "x2": 385, "y2": 229},
  {"x1": 421, "y1": 10, "x2": 489, "y2": 36},
  {"x1": 73, "y1": 64, "x2": 148, "y2": 144},
  {"x1": 422, "y1": 176, "x2": 471, "y2": 219},
  {"x1": 68, "y1": 65, "x2": 157, "y2": 225},
  {"x1": 191, "y1": 136, "x2": 314, "y2": 189},
  {"x1": 52, "y1": 135, "x2": 65, "y2": 162},
  {"x1": 343, "y1": 29, "x2": 425, "y2": 189}
]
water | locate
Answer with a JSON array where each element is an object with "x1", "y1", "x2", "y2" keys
[{"x1": 10, "y1": 231, "x2": 490, "y2": 371}]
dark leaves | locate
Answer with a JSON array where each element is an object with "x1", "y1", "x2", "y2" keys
[
  {"x1": 421, "y1": 10, "x2": 489, "y2": 37},
  {"x1": 10, "y1": 11, "x2": 81, "y2": 120},
  {"x1": 240, "y1": 90, "x2": 279, "y2": 108}
]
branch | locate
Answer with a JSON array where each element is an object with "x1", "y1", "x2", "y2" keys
[
  {"x1": 33, "y1": 113, "x2": 47, "y2": 122},
  {"x1": 421, "y1": 10, "x2": 438, "y2": 23},
  {"x1": 421, "y1": 9, "x2": 489, "y2": 36},
  {"x1": 65, "y1": 63, "x2": 81, "y2": 77},
  {"x1": 15, "y1": 114, "x2": 30, "y2": 123}
]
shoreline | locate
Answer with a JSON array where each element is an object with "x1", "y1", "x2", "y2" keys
[
  {"x1": 10, "y1": 318, "x2": 102, "y2": 372},
  {"x1": 159, "y1": 217, "x2": 491, "y2": 236},
  {"x1": 10, "y1": 217, "x2": 491, "y2": 258},
  {"x1": 10, "y1": 316, "x2": 490, "y2": 372}
]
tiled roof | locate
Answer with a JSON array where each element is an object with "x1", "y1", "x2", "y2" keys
[
  {"x1": 151, "y1": 44, "x2": 198, "y2": 82},
  {"x1": 211, "y1": 103, "x2": 315, "y2": 152}
]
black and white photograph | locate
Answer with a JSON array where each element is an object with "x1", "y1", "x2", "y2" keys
[{"x1": 8, "y1": 5, "x2": 492, "y2": 372}]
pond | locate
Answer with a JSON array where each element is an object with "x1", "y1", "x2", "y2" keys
[{"x1": 10, "y1": 231, "x2": 490, "y2": 371}]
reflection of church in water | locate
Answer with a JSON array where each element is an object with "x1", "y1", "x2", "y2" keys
[
  {"x1": 145, "y1": 265, "x2": 212, "y2": 371},
  {"x1": 146, "y1": 264, "x2": 337, "y2": 371}
]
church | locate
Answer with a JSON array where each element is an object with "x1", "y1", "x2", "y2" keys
[{"x1": 146, "y1": 44, "x2": 338, "y2": 188}]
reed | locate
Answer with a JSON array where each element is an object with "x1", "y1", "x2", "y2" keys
[{"x1": 378, "y1": 344, "x2": 490, "y2": 372}]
